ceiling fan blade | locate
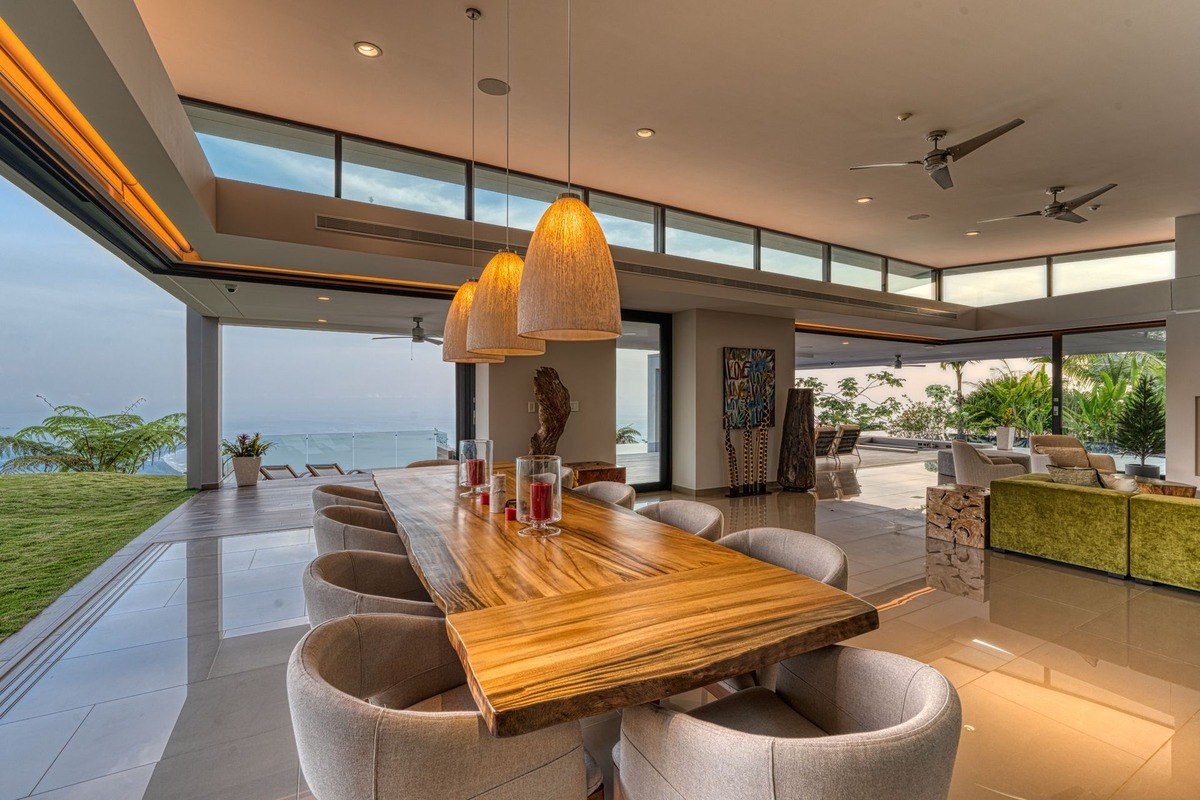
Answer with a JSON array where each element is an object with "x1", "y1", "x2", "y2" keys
[
  {"x1": 931, "y1": 166, "x2": 954, "y2": 190},
  {"x1": 1055, "y1": 211, "x2": 1088, "y2": 223},
  {"x1": 978, "y1": 211, "x2": 1042, "y2": 223},
  {"x1": 372, "y1": 335, "x2": 414, "y2": 340},
  {"x1": 849, "y1": 161, "x2": 922, "y2": 170},
  {"x1": 1063, "y1": 183, "x2": 1117, "y2": 211},
  {"x1": 945, "y1": 118, "x2": 1025, "y2": 161},
  {"x1": 425, "y1": 337, "x2": 444, "y2": 345}
]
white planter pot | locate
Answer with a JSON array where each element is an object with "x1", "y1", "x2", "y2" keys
[
  {"x1": 995, "y1": 426, "x2": 1015, "y2": 451},
  {"x1": 232, "y1": 456, "x2": 262, "y2": 487}
]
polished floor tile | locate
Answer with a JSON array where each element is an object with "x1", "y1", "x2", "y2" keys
[{"x1": 0, "y1": 708, "x2": 89, "y2": 800}]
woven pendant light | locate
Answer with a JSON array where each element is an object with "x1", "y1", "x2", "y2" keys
[
  {"x1": 467, "y1": 250, "x2": 546, "y2": 355},
  {"x1": 516, "y1": 0, "x2": 620, "y2": 341},
  {"x1": 518, "y1": 193, "x2": 621, "y2": 340},
  {"x1": 443, "y1": 279, "x2": 504, "y2": 364}
]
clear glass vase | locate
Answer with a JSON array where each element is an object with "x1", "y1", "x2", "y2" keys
[
  {"x1": 458, "y1": 439, "x2": 493, "y2": 498},
  {"x1": 515, "y1": 455, "x2": 563, "y2": 537}
]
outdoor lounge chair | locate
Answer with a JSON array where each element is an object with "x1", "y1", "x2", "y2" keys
[
  {"x1": 306, "y1": 462, "x2": 368, "y2": 477},
  {"x1": 260, "y1": 464, "x2": 303, "y2": 480},
  {"x1": 830, "y1": 424, "x2": 862, "y2": 466},
  {"x1": 813, "y1": 425, "x2": 839, "y2": 462}
]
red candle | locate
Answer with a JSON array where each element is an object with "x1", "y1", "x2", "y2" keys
[
  {"x1": 505, "y1": 506, "x2": 517, "y2": 521},
  {"x1": 529, "y1": 481, "x2": 552, "y2": 521},
  {"x1": 480, "y1": 491, "x2": 490, "y2": 505},
  {"x1": 466, "y1": 458, "x2": 486, "y2": 486}
]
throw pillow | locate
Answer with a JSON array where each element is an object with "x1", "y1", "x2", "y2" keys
[
  {"x1": 1039, "y1": 446, "x2": 1091, "y2": 469},
  {"x1": 1099, "y1": 472, "x2": 1139, "y2": 492},
  {"x1": 1047, "y1": 465, "x2": 1101, "y2": 487}
]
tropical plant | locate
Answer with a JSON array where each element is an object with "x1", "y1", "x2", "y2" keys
[
  {"x1": 0, "y1": 398, "x2": 186, "y2": 474},
  {"x1": 615, "y1": 425, "x2": 643, "y2": 445},
  {"x1": 1113, "y1": 375, "x2": 1166, "y2": 466},
  {"x1": 221, "y1": 433, "x2": 271, "y2": 458},
  {"x1": 962, "y1": 366, "x2": 1051, "y2": 438},
  {"x1": 888, "y1": 384, "x2": 958, "y2": 440},
  {"x1": 939, "y1": 360, "x2": 974, "y2": 439},
  {"x1": 1063, "y1": 372, "x2": 1128, "y2": 445},
  {"x1": 796, "y1": 370, "x2": 905, "y2": 431}
]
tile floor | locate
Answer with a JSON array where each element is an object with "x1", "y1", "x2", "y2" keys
[{"x1": 0, "y1": 463, "x2": 1198, "y2": 798}]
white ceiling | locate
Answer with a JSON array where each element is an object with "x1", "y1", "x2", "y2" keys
[{"x1": 133, "y1": 0, "x2": 1200, "y2": 268}]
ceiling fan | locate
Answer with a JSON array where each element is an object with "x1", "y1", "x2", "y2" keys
[
  {"x1": 372, "y1": 317, "x2": 443, "y2": 345},
  {"x1": 851, "y1": 118, "x2": 1025, "y2": 190},
  {"x1": 979, "y1": 184, "x2": 1117, "y2": 224},
  {"x1": 893, "y1": 354, "x2": 926, "y2": 370}
]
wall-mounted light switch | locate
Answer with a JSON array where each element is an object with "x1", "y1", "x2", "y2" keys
[
  {"x1": 570, "y1": 401, "x2": 580, "y2": 412},
  {"x1": 527, "y1": 402, "x2": 536, "y2": 413}
]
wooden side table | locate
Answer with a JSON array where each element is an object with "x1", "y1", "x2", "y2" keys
[
  {"x1": 926, "y1": 484, "x2": 990, "y2": 548},
  {"x1": 1136, "y1": 478, "x2": 1197, "y2": 498},
  {"x1": 566, "y1": 461, "x2": 627, "y2": 486}
]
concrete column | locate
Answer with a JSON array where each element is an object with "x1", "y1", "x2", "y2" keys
[
  {"x1": 186, "y1": 309, "x2": 222, "y2": 489},
  {"x1": 1165, "y1": 215, "x2": 1200, "y2": 482}
]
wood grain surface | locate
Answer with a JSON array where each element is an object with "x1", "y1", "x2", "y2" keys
[{"x1": 375, "y1": 464, "x2": 878, "y2": 736}]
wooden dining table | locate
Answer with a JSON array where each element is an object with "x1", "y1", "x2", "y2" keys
[{"x1": 374, "y1": 464, "x2": 878, "y2": 737}]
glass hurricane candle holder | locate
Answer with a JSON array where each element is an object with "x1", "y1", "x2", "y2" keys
[
  {"x1": 515, "y1": 455, "x2": 563, "y2": 538},
  {"x1": 458, "y1": 439, "x2": 493, "y2": 498}
]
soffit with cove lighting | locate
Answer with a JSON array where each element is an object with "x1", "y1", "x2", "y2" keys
[{"x1": 134, "y1": 0, "x2": 1200, "y2": 267}]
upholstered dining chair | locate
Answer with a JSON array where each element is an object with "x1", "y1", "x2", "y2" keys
[
  {"x1": 613, "y1": 645, "x2": 962, "y2": 800},
  {"x1": 715, "y1": 527, "x2": 849, "y2": 692},
  {"x1": 573, "y1": 480, "x2": 636, "y2": 509},
  {"x1": 951, "y1": 440, "x2": 1026, "y2": 488},
  {"x1": 288, "y1": 613, "x2": 604, "y2": 800},
  {"x1": 303, "y1": 550, "x2": 441, "y2": 627},
  {"x1": 637, "y1": 500, "x2": 724, "y2": 541},
  {"x1": 313, "y1": 505, "x2": 406, "y2": 556},
  {"x1": 312, "y1": 483, "x2": 385, "y2": 512},
  {"x1": 405, "y1": 458, "x2": 460, "y2": 468},
  {"x1": 1028, "y1": 434, "x2": 1118, "y2": 474}
]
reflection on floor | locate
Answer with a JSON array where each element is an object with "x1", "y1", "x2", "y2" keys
[{"x1": 0, "y1": 463, "x2": 1198, "y2": 798}]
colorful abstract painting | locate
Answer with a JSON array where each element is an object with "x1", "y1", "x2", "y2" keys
[{"x1": 723, "y1": 347, "x2": 776, "y2": 429}]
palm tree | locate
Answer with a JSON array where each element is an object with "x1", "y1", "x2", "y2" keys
[
  {"x1": 0, "y1": 397, "x2": 186, "y2": 474},
  {"x1": 939, "y1": 360, "x2": 973, "y2": 439},
  {"x1": 615, "y1": 424, "x2": 643, "y2": 445}
]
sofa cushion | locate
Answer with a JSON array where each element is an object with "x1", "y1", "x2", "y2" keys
[
  {"x1": 1099, "y1": 472, "x2": 1139, "y2": 492},
  {"x1": 1038, "y1": 446, "x2": 1091, "y2": 468},
  {"x1": 1047, "y1": 465, "x2": 1101, "y2": 487},
  {"x1": 1130, "y1": 494, "x2": 1200, "y2": 591}
]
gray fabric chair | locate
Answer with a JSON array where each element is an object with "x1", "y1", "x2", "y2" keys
[
  {"x1": 406, "y1": 458, "x2": 460, "y2": 468},
  {"x1": 573, "y1": 480, "x2": 636, "y2": 509},
  {"x1": 614, "y1": 645, "x2": 962, "y2": 800},
  {"x1": 951, "y1": 440, "x2": 1026, "y2": 488},
  {"x1": 312, "y1": 483, "x2": 385, "y2": 512},
  {"x1": 717, "y1": 527, "x2": 849, "y2": 591},
  {"x1": 303, "y1": 550, "x2": 440, "y2": 627},
  {"x1": 288, "y1": 613, "x2": 601, "y2": 799},
  {"x1": 313, "y1": 505, "x2": 406, "y2": 556},
  {"x1": 637, "y1": 500, "x2": 724, "y2": 541},
  {"x1": 716, "y1": 527, "x2": 849, "y2": 691}
]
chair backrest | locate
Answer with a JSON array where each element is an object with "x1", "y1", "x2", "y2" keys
[
  {"x1": 406, "y1": 458, "x2": 460, "y2": 468},
  {"x1": 637, "y1": 500, "x2": 724, "y2": 541},
  {"x1": 312, "y1": 483, "x2": 384, "y2": 512},
  {"x1": 313, "y1": 505, "x2": 404, "y2": 556},
  {"x1": 1029, "y1": 434, "x2": 1086, "y2": 453},
  {"x1": 261, "y1": 464, "x2": 301, "y2": 479},
  {"x1": 833, "y1": 424, "x2": 861, "y2": 454},
  {"x1": 304, "y1": 551, "x2": 440, "y2": 626},
  {"x1": 288, "y1": 614, "x2": 585, "y2": 800},
  {"x1": 574, "y1": 480, "x2": 636, "y2": 509},
  {"x1": 717, "y1": 527, "x2": 848, "y2": 590},
  {"x1": 307, "y1": 462, "x2": 347, "y2": 477},
  {"x1": 813, "y1": 426, "x2": 838, "y2": 456}
]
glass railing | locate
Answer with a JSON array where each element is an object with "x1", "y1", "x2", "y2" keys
[{"x1": 215, "y1": 428, "x2": 451, "y2": 478}]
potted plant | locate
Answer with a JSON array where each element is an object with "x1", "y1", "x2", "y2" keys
[
  {"x1": 1114, "y1": 375, "x2": 1166, "y2": 479},
  {"x1": 994, "y1": 406, "x2": 1018, "y2": 451},
  {"x1": 222, "y1": 433, "x2": 271, "y2": 487}
]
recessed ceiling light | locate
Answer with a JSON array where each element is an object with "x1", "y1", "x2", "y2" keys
[
  {"x1": 478, "y1": 78, "x2": 510, "y2": 96},
  {"x1": 635, "y1": 128, "x2": 655, "y2": 139},
  {"x1": 856, "y1": 196, "x2": 873, "y2": 204},
  {"x1": 317, "y1": 296, "x2": 331, "y2": 301},
  {"x1": 317, "y1": 319, "x2": 328, "y2": 323},
  {"x1": 907, "y1": 213, "x2": 930, "y2": 220},
  {"x1": 965, "y1": 230, "x2": 981, "y2": 236},
  {"x1": 841, "y1": 341, "x2": 850, "y2": 345},
  {"x1": 354, "y1": 41, "x2": 382, "y2": 58}
]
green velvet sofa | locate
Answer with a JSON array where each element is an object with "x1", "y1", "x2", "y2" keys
[
  {"x1": 990, "y1": 473, "x2": 1130, "y2": 575},
  {"x1": 1130, "y1": 494, "x2": 1200, "y2": 592}
]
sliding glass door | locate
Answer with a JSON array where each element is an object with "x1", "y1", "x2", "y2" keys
[{"x1": 616, "y1": 312, "x2": 671, "y2": 491}]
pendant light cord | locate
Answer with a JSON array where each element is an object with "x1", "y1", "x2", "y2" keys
[
  {"x1": 566, "y1": 0, "x2": 572, "y2": 193},
  {"x1": 505, "y1": 0, "x2": 511, "y2": 249},
  {"x1": 469, "y1": 10, "x2": 477, "y2": 264}
]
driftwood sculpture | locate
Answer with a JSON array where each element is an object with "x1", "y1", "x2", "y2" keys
[
  {"x1": 529, "y1": 366, "x2": 571, "y2": 455},
  {"x1": 724, "y1": 428, "x2": 739, "y2": 490}
]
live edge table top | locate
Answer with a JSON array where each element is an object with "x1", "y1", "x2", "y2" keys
[{"x1": 374, "y1": 465, "x2": 878, "y2": 737}]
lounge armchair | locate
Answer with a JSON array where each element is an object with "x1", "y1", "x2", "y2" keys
[
  {"x1": 951, "y1": 440, "x2": 1026, "y2": 488},
  {"x1": 260, "y1": 464, "x2": 303, "y2": 479},
  {"x1": 1028, "y1": 435, "x2": 1117, "y2": 474},
  {"x1": 306, "y1": 462, "x2": 368, "y2": 477},
  {"x1": 813, "y1": 425, "x2": 838, "y2": 462},
  {"x1": 830, "y1": 424, "x2": 862, "y2": 466}
]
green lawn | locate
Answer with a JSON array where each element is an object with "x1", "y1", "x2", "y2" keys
[{"x1": 0, "y1": 473, "x2": 195, "y2": 642}]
